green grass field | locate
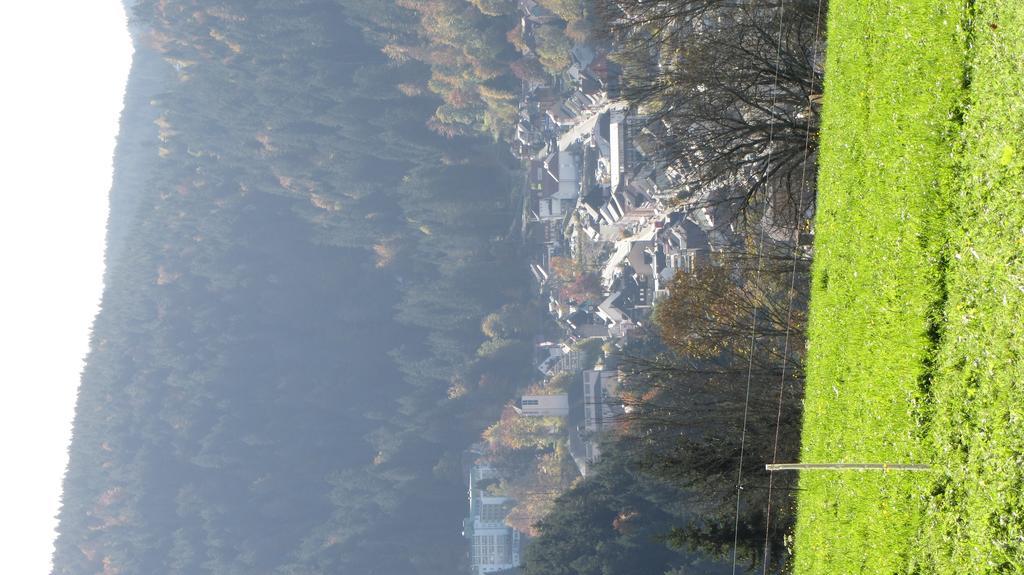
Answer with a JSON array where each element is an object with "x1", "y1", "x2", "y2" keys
[{"x1": 794, "y1": 1, "x2": 1024, "y2": 573}]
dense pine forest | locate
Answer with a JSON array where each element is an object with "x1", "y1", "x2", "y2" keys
[{"x1": 54, "y1": 1, "x2": 542, "y2": 573}]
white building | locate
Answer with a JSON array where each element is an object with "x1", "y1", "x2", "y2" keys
[
  {"x1": 536, "y1": 343, "x2": 582, "y2": 376},
  {"x1": 465, "y1": 465, "x2": 522, "y2": 575},
  {"x1": 583, "y1": 370, "x2": 620, "y2": 433},
  {"x1": 570, "y1": 370, "x2": 624, "y2": 475},
  {"x1": 609, "y1": 109, "x2": 626, "y2": 192},
  {"x1": 535, "y1": 150, "x2": 580, "y2": 222},
  {"x1": 518, "y1": 394, "x2": 570, "y2": 417}
]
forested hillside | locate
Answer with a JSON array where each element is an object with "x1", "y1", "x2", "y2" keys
[
  {"x1": 53, "y1": 1, "x2": 537, "y2": 573},
  {"x1": 341, "y1": 0, "x2": 588, "y2": 138}
]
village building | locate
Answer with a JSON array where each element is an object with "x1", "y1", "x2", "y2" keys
[
  {"x1": 567, "y1": 370, "x2": 624, "y2": 476},
  {"x1": 464, "y1": 465, "x2": 522, "y2": 575},
  {"x1": 516, "y1": 394, "x2": 570, "y2": 417},
  {"x1": 535, "y1": 342, "x2": 583, "y2": 376}
]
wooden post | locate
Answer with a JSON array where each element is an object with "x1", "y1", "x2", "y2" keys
[{"x1": 766, "y1": 463, "x2": 931, "y2": 472}]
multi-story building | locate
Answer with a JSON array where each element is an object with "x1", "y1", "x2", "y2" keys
[
  {"x1": 569, "y1": 370, "x2": 624, "y2": 476},
  {"x1": 464, "y1": 465, "x2": 522, "y2": 575},
  {"x1": 582, "y1": 370, "x2": 620, "y2": 433},
  {"x1": 536, "y1": 344, "x2": 582, "y2": 377}
]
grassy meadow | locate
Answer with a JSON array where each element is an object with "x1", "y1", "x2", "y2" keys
[{"x1": 794, "y1": 0, "x2": 1024, "y2": 573}]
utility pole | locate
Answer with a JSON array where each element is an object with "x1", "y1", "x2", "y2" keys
[{"x1": 765, "y1": 463, "x2": 931, "y2": 472}]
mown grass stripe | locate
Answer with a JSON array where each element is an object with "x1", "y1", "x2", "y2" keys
[
  {"x1": 793, "y1": 0, "x2": 975, "y2": 573},
  {"x1": 796, "y1": 0, "x2": 1024, "y2": 572}
]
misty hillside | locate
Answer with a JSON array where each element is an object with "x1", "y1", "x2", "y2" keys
[{"x1": 53, "y1": 1, "x2": 536, "y2": 573}]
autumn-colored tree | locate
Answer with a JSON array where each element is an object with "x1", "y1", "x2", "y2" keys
[
  {"x1": 560, "y1": 271, "x2": 602, "y2": 302},
  {"x1": 501, "y1": 443, "x2": 578, "y2": 535},
  {"x1": 548, "y1": 255, "x2": 602, "y2": 302},
  {"x1": 482, "y1": 405, "x2": 563, "y2": 451},
  {"x1": 536, "y1": 0, "x2": 586, "y2": 22},
  {"x1": 374, "y1": 0, "x2": 534, "y2": 137},
  {"x1": 547, "y1": 255, "x2": 577, "y2": 281},
  {"x1": 481, "y1": 313, "x2": 505, "y2": 339},
  {"x1": 534, "y1": 24, "x2": 573, "y2": 74},
  {"x1": 468, "y1": 0, "x2": 516, "y2": 17},
  {"x1": 653, "y1": 262, "x2": 804, "y2": 364},
  {"x1": 509, "y1": 57, "x2": 550, "y2": 86},
  {"x1": 372, "y1": 238, "x2": 406, "y2": 268},
  {"x1": 447, "y1": 376, "x2": 469, "y2": 399},
  {"x1": 481, "y1": 303, "x2": 538, "y2": 339},
  {"x1": 506, "y1": 23, "x2": 528, "y2": 54},
  {"x1": 564, "y1": 17, "x2": 591, "y2": 42},
  {"x1": 396, "y1": 82, "x2": 423, "y2": 97}
]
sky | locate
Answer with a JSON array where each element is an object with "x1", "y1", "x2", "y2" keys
[{"x1": 0, "y1": 1, "x2": 134, "y2": 572}]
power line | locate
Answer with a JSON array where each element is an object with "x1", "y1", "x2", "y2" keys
[
  {"x1": 760, "y1": 0, "x2": 826, "y2": 572},
  {"x1": 731, "y1": 1, "x2": 789, "y2": 573}
]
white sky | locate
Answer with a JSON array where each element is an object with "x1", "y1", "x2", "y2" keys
[{"x1": 0, "y1": 1, "x2": 133, "y2": 572}]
